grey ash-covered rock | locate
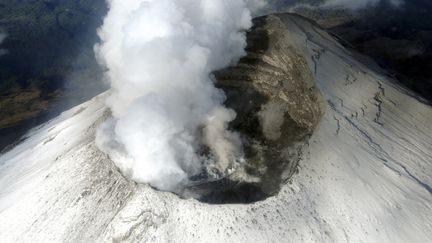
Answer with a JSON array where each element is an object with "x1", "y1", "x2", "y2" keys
[{"x1": 188, "y1": 15, "x2": 325, "y2": 203}]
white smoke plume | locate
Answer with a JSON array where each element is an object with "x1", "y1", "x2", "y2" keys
[{"x1": 95, "y1": 0, "x2": 252, "y2": 192}]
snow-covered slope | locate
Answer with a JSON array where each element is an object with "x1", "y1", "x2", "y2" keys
[{"x1": 0, "y1": 14, "x2": 431, "y2": 243}]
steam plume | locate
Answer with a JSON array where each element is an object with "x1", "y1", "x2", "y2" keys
[{"x1": 95, "y1": 0, "x2": 252, "y2": 192}]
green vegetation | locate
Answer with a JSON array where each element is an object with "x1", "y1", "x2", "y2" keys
[
  {"x1": 0, "y1": 0, "x2": 107, "y2": 149},
  {"x1": 0, "y1": 0, "x2": 106, "y2": 87}
]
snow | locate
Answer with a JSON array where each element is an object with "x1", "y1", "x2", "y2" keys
[
  {"x1": 0, "y1": 94, "x2": 108, "y2": 212},
  {"x1": 0, "y1": 14, "x2": 431, "y2": 242}
]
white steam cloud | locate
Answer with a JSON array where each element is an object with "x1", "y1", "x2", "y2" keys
[{"x1": 95, "y1": 0, "x2": 252, "y2": 192}]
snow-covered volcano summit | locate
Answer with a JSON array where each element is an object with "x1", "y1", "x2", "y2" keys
[{"x1": 0, "y1": 14, "x2": 431, "y2": 242}]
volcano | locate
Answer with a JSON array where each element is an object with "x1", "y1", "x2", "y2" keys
[{"x1": 0, "y1": 13, "x2": 431, "y2": 242}]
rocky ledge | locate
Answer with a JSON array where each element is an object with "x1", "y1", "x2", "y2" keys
[{"x1": 187, "y1": 15, "x2": 325, "y2": 203}]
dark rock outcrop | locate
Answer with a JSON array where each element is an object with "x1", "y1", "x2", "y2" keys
[{"x1": 188, "y1": 15, "x2": 325, "y2": 203}]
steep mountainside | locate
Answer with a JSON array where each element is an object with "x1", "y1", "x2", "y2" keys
[
  {"x1": 292, "y1": 0, "x2": 432, "y2": 102},
  {"x1": 0, "y1": 0, "x2": 106, "y2": 151},
  {"x1": 0, "y1": 13, "x2": 431, "y2": 242}
]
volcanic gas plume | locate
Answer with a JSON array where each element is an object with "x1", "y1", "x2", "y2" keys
[{"x1": 95, "y1": 0, "x2": 252, "y2": 192}]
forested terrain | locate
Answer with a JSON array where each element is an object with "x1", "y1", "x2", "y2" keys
[{"x1": 0, "y1": 0, "x2": 106, "y2": 151}]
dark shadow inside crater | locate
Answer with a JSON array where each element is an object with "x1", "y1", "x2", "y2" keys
[
  {"x1": 192, "y1": 180, "x2": 268, "y2": 204},
  {"x1": 183, "y1": 15, "x2": 325, "y2": 204}
]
